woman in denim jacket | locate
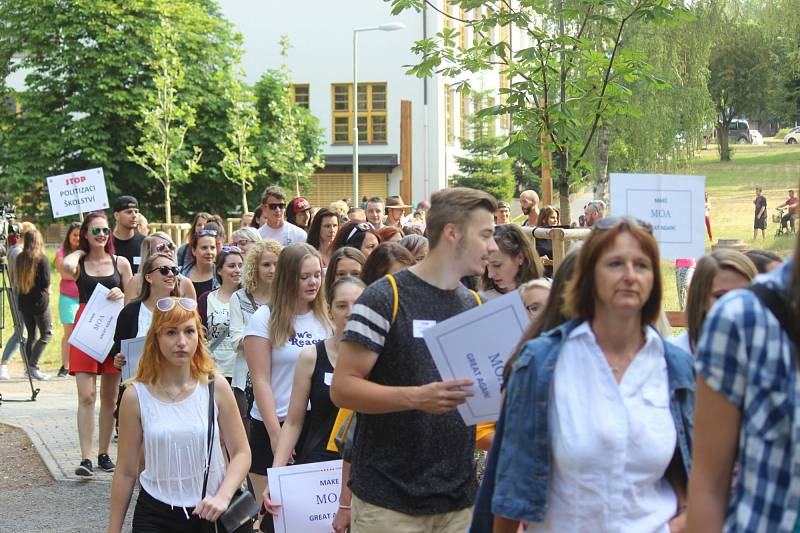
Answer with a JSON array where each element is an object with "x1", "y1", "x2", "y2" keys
[{"x1": 472, "y1": 218, "x2": 694, "y2": 533}]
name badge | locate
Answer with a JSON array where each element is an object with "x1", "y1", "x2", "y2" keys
[
  {"x1": 324, "y1": 372, "x2": 333, "y2": 386},
  {"x1": 413, "y1": 320, "x2": 437, "y2": 338},
  {"x1": 133, "y1": 256, "x2": 141, "y2": 266}
]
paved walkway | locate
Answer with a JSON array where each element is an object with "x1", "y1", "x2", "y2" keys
[{"x1": 0, "y1": 374, "x2": 117, "y2": 483}]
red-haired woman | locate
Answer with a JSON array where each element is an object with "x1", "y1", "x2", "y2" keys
[
  {"x1": 107, "y1": 298, "x2": 249, "y2": 533},
  {"x1": 61, "y1": 211, "x2": 132, "y2": 477}
]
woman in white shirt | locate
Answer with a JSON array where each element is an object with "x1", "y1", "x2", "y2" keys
[
  {"x1": 198, "y1": 247, "x2": 244, "y2": 384},
  {"x1": 244, "y1": 243, "x2": 333, "y2": 513},
  {"x1": 107, "y1": 298, "x2": 249, "y2": 532}
]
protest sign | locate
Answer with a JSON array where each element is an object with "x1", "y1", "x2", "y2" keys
[
  {"x1": 267, "y1": 460, "x2": 343, "y2": 533},
  {"x1": 46, "y1": 167, "x2": 109, "y2": 218},
  {"x1": 120, "y1": 337, "x2": 146, "y2": 382},
  {"x1": 68, "y1": 284, "x2": 124, "y2": 363},
  {"x1": 609, "y1": 173, "x2": 706, "y2": 260},
  {"x1": 423, "y1": 291, "x2": 528, "y2": 425}
]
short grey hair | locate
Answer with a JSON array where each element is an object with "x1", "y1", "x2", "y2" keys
[{"x1": 586, "y1": 200, "x2": 606, "y2": 215}]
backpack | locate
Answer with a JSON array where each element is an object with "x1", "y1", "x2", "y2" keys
[{"x1": 748, "y1": 284, "x2": 800, "y2": 354}]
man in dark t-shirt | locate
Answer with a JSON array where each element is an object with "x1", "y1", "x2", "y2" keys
[
  {"x1": 332, "y1": 187, "x2": 498, "y2": 532},
  {"x1": 112, "y1": 195, "x2": 144, "y2": 274},
  {"x1": 753, "y1": 187, "x2": 767, "y2": 240}
]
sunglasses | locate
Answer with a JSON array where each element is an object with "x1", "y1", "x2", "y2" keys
[
  {"x1": 195, "y1": 229, "x2": 218, "y2": 238},
  {"x1": 594, "y1": 216, "x2": 654, "y2": 235},
  {"x1": 155, "y1": 241, "x2": 175, "y2": 253},
  {"x1": 148, "y1": 265, "x2": 180, "y2": 276},
  {"x1": 221, "y1": 245, "x2": 242, "y2": 254},
  {"x1": 90, "y1": 227, "x2": 111, "y2": 236},
  {"x1": 267, "y1": 203, "x2": 286, "y2": 210},
  {"x1": 346, "y1": 222, "x2": 374, "y2": 243},
  {"x1": 155, "y1": 297, "x2": 198, "y2": 312}
]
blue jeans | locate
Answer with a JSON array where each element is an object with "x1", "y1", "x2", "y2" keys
[{"x1": 1, "y1": 330, "x2": 20, "y2": 364}]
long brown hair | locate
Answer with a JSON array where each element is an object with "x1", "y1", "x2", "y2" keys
[
  {"x1": 134, "y1": 303, "x2": 215, "y2": 385},
  {"x1": 481, "y1": 224, "x2": 544, "y2": 292},
  {"x1": 60, "y1": 221, "x2": 81, "y2": 255},
  {"x1": 269, "y1": 243, "x2": 332, "y2": 347},
  {"x1": 360, "y1": 242, "x2": 416, "y2": 286},
  {"x1": 16, "y1": 228, "x2": 44, "y2": 295}
]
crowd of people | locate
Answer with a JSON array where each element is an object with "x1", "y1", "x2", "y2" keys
[{"x1": 0, "y1": 181, "x2": 797, "y2": 533}]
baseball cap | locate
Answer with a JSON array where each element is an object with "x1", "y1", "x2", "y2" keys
[
  {"x1": 113, "y1": 195, "x2": 139, "y2": 212},
  {"x1": 291, "y1": 197, "x2": 312, "y2": 212},
  {"x1": 497, "y1": 201, "x2": 511, "y2": 210}
]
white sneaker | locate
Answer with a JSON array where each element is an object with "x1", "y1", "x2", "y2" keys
[{"x1": 0, "y1": 364, "x2": 9, "y2": 380}]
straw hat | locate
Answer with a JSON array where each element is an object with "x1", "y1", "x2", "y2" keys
[{"x1": 385, "y1": 195, "x2": 412, "y2": 210}]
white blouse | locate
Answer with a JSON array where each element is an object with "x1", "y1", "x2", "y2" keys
[{"x1": 532, "y1": 322, "x2": 678, "y2": 532}]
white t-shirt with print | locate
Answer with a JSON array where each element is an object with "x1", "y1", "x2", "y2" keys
[
  {"x1": 257, "y1": 221, "x2": 307, "y2": 246},
  {"x1": 244, "y1": 306, "x2": 330, "y2": 421},
  {"x1": 206, "y1": 291, "x2": 236, "y2": 377}
]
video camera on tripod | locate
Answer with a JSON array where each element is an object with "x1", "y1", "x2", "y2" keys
[{"x1": 0, "y1": 196, "x2": 20, "y2": 260}]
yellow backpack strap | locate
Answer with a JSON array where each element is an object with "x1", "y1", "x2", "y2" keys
[
  {"x1": 469, "y1": 289, "x2": 482, "y2": 305},
  {"x1": 386, "y1": 273, "x2": 399, "y2": 325}
]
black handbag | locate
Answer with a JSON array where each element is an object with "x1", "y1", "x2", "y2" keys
[{"x1": 202, "y1": 376, "x2": 260, "y2": 533}]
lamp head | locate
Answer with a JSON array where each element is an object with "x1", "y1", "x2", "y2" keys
[{"x1": 378, "y1": 22, "x2": 406, "y2": 31}]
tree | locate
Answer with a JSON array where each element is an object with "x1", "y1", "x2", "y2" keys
[
  {"x1": 128, "y1": 20, "x2": 202, "y2": 224},
  {"x1": 0, "y1": 0, "x2": 240, "y2": 219},
  {"x1": 218, "y1": 72, "x2": 259, "y2": 213},
  {"x1": 707, "y1": 21, "x2": 770, "y2": 160},
  {"x1": 452, "y1": 103, "x2": 516, "y2": 201},
  {"x1": 388, "y1": 0, "x2": 688, "y2": 221},
  {"x1": 251, "y1": 37, "x2": 324, "y2": 199}
]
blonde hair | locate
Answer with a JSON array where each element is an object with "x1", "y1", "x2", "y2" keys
[
  {"x1": 269, "y1": 244, "x2": 333, "y2": 346},
  {"x1": 518, "y1": 278, "x2": 552, "y2": 296},
  {"x1": 134, "y1": 303, "x2": 216, "y2": 385},
  {"x1": 139, "y1": 231, "x2": 175, "y2": 259},
  {"x1": 242, "y1": 240, "x2": 283, "y2": 294},
  {"x1": 329, "y1": 200, "x2": 349, "y2": 218}
]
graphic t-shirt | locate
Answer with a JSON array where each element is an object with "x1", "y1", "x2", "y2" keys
[
  {"x1": 113, "y1": 233, "x2": 145, "y2": 274},
  {"x1": 245, "y1": 306, "x2": 330, "y2": 421},
  {"x1": 341, "y1": 269, "x2": 480, "y2": 515},
  {"x1": 257, "y1": 221, "x2": 307, "y2": 246},
  {"x1": 206, "y1": 291, "x2": 236, "y2": 377}
]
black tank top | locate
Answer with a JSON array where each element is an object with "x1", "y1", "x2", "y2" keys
[
  {"x1": 77, "y1": 255, "x2": 122, "y2": 303},
  {"x1": 296, "y1": 340, "x2": 340, "y2": 464}
]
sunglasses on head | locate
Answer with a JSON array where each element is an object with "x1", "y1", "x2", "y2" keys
[
  {"x1": 267, "y1": 203, "x2": 286, "y2": 210},
  {"x1": 148, "y1": 265, "x2": 180, "y2": 277},
  {"x1": 195, "y1": 229, "x2": 218, "y2": 238},
  {"x1": 155, "y1": 297, "x2": 197, "y2": 312},
  {"x1": 221, "y1": 245, "x2": 242, "y2": 254},
  {"x1": 155, "y1": 241, "x2": 175, "y2": 253},
  {"x1": 593, "y1": 216, "x2": 654, "y2": 235},
  {"x1": 90, "y1": 227, "x2": 111, "y2": 236},
  {"x1": 346, "y1": 222, "x2": 374, "y2": 243}
]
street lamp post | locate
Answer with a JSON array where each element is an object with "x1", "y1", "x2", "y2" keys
[{"x1": 352, "y1": 22, "x2": 405, "y2": 204}]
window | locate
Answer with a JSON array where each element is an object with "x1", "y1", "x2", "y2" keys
[
  {"x1": 445, "y1": 84, "x2": 455, "y2": 145},
  {"x1": 459, "y1": 8, "x2": 467, "y2": 49},
  {"x1": 473, "y1": 93, "x2": 496, "y2": 137},
  {"x1": 331, "y1": 83, "x2": 388, "y2": 144},
  {"x1": 291, "y1": 84, "x2": 309, "y2": 108},
  {"x1": 443, "y1": 0, "x2": 454, "y2": 31},
  {"x1": 459, "y1": 89, "x2": 470, "y2": 141}
]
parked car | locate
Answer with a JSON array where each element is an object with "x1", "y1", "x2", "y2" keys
[
  {"x1": 728, "y1": 119, "x2": 752, "y2": 144},
  {"x1": 784, "y1": 126, "x2": 800, "y2": 144},
  {"x1": 750, "y1": 130, "x2": 763, "y2": 145}
]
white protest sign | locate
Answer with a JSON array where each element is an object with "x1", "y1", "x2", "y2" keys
[
  {"x1": 423, "y1": 291, "x2": 528, "y2": 425},
  {"x1": 46, "y1": 167, "x2": 109, "y2": 218},
  {"x1": 609, "y1": 173, "x2": 706, "y2": 260},
  {"x1": 120, "y1": 337, "x2": 146, "y2": 382},
  {"x1": 68, "y1": 284, "x2": 124, "y2": 363},
  {"x1": 267, "y1": 460, "x2": 343, "y2": 533}
]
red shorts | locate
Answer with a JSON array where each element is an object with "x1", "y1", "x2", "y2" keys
[{"x1": 68, "y1": 303, "x2": 120, "y2": 376}]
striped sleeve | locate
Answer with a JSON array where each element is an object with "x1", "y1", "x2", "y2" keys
[{"x1": 342, "y1": 278, "x2": 394, "y2": 354}]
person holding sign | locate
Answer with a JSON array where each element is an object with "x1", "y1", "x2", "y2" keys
[
  {"x1": 482, "y1": 218, "x2": 694, "y2": 533},
  {"x1": 61, "y1": 211, "x2": 132, "y2": 477},
  {"x1": 480, "y1": 224, "x2": 544, "y2": 301},
  {"x1": 331, "y1": 188, "x2": 498, "y2": 533},
  {"x1": 107, "y1": 298, "x2": 250, "y2": 533},
  {"x1": 243, "y1": 244, "x2": 333, "y2": 523}
]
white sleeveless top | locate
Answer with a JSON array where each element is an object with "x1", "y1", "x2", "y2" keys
[{"x1": 134, "y1": 381, "x2": 226, "y2": 509}]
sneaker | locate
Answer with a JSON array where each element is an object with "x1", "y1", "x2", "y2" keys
[
  {"x1": 75, "y1": 459, "x2": 94, "y2": 477},
  {"x1": 0, "y1": 364, "x2": 9, "y2": 380},
  {"x1": 57, "y1": 366, "x2": 69, "y2": 378},
  {"x1": 26, "y1": 368, "x2": 50, "y2": 381},
  {"x1": 98, "y1": 453, "x2": 115, "y2": 472}
]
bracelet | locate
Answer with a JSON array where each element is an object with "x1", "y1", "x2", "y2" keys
[{"x1": 338, "y1": 504, "x2": 351, "y2": 510}]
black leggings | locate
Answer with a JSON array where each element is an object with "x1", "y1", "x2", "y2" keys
[{"x1": 132, "y1": 487, "x2": 209, "y2": 533}]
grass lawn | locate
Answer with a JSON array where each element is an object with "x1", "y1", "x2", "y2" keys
[{"x1": 3, "y1": 142, "x2": 799, "y2": 371}]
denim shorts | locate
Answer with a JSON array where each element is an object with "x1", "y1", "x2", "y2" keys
[{"x1": 58, "y1": 294, "x2": 79, "y2": 325}]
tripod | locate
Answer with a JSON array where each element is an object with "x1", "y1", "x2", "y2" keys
[{"x1": 0, "y1": 255, "x2": 40, "y2": 403}]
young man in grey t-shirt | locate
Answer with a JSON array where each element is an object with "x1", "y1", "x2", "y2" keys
[{"x1": 332, "y1": 187, "x2": 498, "y2": 532}]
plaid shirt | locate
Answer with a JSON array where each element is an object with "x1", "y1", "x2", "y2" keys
[{"x1": 696, "y1": 258, "x2": 800, "y2": 532}]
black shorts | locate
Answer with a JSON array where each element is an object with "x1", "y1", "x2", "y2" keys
[
  {"x1": 132, "y1": 487, "x2": 207, "y2": 533},
  {"x1": 248, "y1": 416, "x2": 278, "y2": 475},
  {"x1": 755, "y1": 216, "x2": 767, "y2": 230}
]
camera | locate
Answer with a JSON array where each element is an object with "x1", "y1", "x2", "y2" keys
[{"x1": 0, "y1": 197, "x2": 19, "y2": 259}]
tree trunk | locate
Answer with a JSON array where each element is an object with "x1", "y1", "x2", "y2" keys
[
  {"x1": 716, "y1": 123, "x2": 731, "y2": 161},
  {"x1": 242, "y1": 180, "x2": 249, "y2": 214},
  {"x1": 557, "y1": 151, "x2": 571, "y2": 223},
  {"x1": 594, "y1": 123, "x2": 610, "y2": 205},
  {"x1": 164, "y1": 181, "x2": 172, "y2": 224}
]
